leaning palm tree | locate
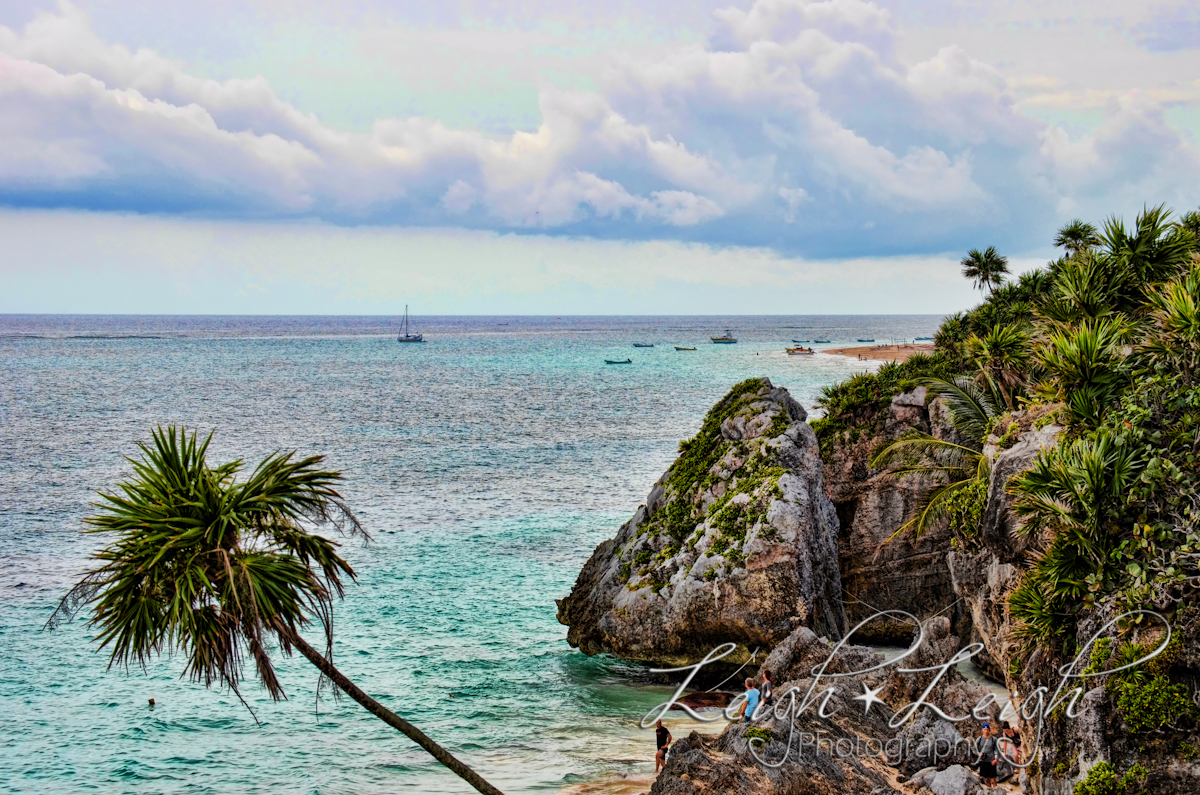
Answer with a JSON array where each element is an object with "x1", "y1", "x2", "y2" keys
[
  {"x1": 46, "y1": 427, "x2": 505, "y2": 795},
  {"x1": 961, "y1": 246, "x2": 1010, "y2": 294},
  {"x1": 869, "y1": 378, "x2": 1000, "y2": 542},
  {"x1": 1053, "y1": 219, "x2": 1100, "y2": 256}
]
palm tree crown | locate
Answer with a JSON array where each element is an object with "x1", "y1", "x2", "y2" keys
[
  {"x1": 961, "y1": 246, "x2": 1010, "y2": 294},
  {"x1": 48, "y1": 427, "x2": 505, "y2": 795},
  {"x1": 1053, "y1": 219, "x2": 1100, "y2": 255}
]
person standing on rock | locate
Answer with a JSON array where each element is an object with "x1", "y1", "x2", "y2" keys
[
  {"x1": 760, "y1": 669, "x2": 774, "y2": 708},
  {"x1": 976, "y1": 724, "x2": 1000, "y2": 787},
  {"x1": 739, "y1": 678, "x2": 761, "y2": 723},
  {"x1": 654, "y1": 720, "x2": 672, "y2": 773}
]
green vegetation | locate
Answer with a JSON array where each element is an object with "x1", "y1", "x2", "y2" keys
[
  {"x1": 812, "y1": 355, "x2": 959, "y2": 454},
  {"x1": 46, "y1": 427, "x2": 506, "y2": 795},
  {"x1": 1073, "y1": 762, "x2": 1147, "y2": 795},
  {"x1": 743, "y1": 727, "x2": 773, "y2": 743},
  {"x1": 627, "y1": 378, "x2": 798, "y2": 585},
  {"x1": 867, "y1": 377, "x2": 997, "y2": 541},
  {"x1": 1079, "y1": 636, "x2": 1200, "y2": 733},
  {"x1": 818, "y1": 205, "x2": 1200, "y2": 746}
]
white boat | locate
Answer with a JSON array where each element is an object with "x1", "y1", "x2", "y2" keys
[
  {"x1": 711, "y1": 329, "x2": 737, "y2": 344},
  {"x1": 786, "y1": 347, "x2": 815, "y2": 356},
  {"x1": 397, "y1": 305, "x2": 424, "y2": 343}
]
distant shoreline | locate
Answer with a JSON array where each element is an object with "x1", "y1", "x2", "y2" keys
[{"x1": 821, "y1": 343, "x2": 935, "y2": 363}]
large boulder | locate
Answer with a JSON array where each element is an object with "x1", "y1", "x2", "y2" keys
[{"x1": 556, "y1": 378, "x2": 845, "y2": 667}]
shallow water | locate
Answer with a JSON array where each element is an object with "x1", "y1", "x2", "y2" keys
[{"x1": 0, "y1": 314, "x2": 942, "y2": 794}]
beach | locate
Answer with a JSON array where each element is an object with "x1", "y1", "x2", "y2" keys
[{"x1": 822, "y1": 343, "x2": 935, "y2": 362}]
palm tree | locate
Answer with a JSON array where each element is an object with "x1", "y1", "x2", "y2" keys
[
  {"x1": 1008, "y1": 430, "x2": 1145, "y2": 637},
  {"x1": 1138, "y1": 261, "x2": 1200, "y2": 384},
  {"x1": 46, "y1": 427, "x2": 505, "y2": 795},
  {"x1": 1053, "y1": 220, "x2": 1100, "y2": 256},
  {"x1": 1036, "y1": 318, "x2": 1131, "y2": 429},
  {"x1": 1101, "y1": 205, "x2": 1195, "y2": 310},
  {"x1": 869, "y1": 378, "x2": 1000, "y2": 542},
  {"x1": 966, "y1": 323, "x2": 1030, "y2": 411},
  {"x1": 961, "y1": 246, "x2": 1010, "y2": 294}
]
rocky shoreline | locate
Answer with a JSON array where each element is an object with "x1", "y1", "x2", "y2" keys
[{"x1": 558, "y1": 378, "x2": 1200, "y2": 795}]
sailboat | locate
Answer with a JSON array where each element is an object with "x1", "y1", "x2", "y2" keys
[{"x1": 397, "y1": 305, "x2": 424, "y2": 343}]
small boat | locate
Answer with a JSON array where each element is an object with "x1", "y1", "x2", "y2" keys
[
  {"x1": 857, "y1": 338, "x2": 875, "y2": 343},
  {"x1": 632, "y1": 343, "x2": 654, "y2": 348},
  {"x1": 674, "y1": 346, "x2": 697, "y2": 351},
  {"x1": 915, "y1": 336, "x2": 933, "y2": 341},
  {"x1": 605, "y1": 358, "x2": 632, "y2": 365},
  {"x1": 792, "y1": 339, "x2": 811, "y2": 343},
  {"x1": 786, "y1": 347, "x2": 815, "y2": 355},
  {"x1": 711, "y1": 329, "x2": 738, "y2": 344},
  {"x1": 397, "y1": 305, "x2": 424, "y2": 343},
  {"x1": 814, "y1": 338, "x2": 831, "y2": 344}
]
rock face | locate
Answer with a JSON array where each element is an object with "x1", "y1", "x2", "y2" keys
[
  {"x1": 822, "y1": 387, "x2": 965, "y2": 642},
  {"x1": 556, "y1": 378, "x2": 846, "y2": 666},
  {"x1": 650, "y1": 622, "x2": 1001, "y2": 795}
]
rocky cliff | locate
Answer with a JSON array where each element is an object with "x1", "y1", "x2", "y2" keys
[
  {"x1": 822, "y1": 386, "x2": 965, "y2": 643},
  {"x1": 945, "y1": 410, "x2": 1200, "y2": 795},
  {"x1": 556, "y1": 378, "x2": 846, "y2": 667}
]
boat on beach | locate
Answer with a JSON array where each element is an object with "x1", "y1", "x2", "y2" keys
[
  {"x1": 632, "y1": 343, "x2": 654, "y2": 348},
  {"x1": 711, "y1": 330, "x2": 737, "y2": 344},
  {"x1": 605, "y1": 358, "x2": 632, "y2": 364},
  {"x1": 786, "y1": 347, "x2": 815, "y2": 355},
  {"x1": 674, "y1": 346, "x2": 697, "y2": 351},
  {"x1": 397, "y1": 305, "x2": 424, "y2": 343}
]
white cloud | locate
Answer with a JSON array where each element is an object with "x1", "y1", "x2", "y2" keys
[{"x1": 0, "y1": 0, "x2": 1196, "y2": 258}]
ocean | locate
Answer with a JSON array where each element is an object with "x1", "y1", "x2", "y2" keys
[{"x1": 0, "y1": 314, "x2": 943, "y2": 794}]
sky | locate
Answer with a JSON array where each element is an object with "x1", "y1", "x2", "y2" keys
[{"x1": 0, "y1": 0, "x2": 1197, "y2": 314}]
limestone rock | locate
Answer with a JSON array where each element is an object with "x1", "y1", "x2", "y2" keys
[
  {"x1": 556, "y1": 378, "x2": 846, "y2": 666},
  {"x1": 911, "y1": 764, "x2": 982, "y2": 795},
  {"x1": 823, "y1": 389, "x2": 962, "y2": 642}
]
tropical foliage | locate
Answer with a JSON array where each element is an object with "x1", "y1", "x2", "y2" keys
[
  {"x1": 47, "y1": 427, "x2": 505, "y2": 795},
  {"x1": 819, "y1": 204, "x2": 1200, "y2": 653}
]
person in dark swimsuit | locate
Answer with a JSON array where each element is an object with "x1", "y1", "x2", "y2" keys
[
  {"x1": 654, "y1": 719, "x2": 672, "y2": 773},
  {"x1": 1002, "y1": 725, "x2": 1022, "y2": 763},
  {"x1": 760, "y1": 669, "x2": 774, "y2": 707}
]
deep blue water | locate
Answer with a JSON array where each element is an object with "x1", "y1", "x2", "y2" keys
[{"x1": 0, "y1": 314, "x2": 942, "y2": 794}]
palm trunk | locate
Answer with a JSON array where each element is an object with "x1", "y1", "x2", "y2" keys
[{"x1": 285, "y1": 630, "x2": 506, "y2": 795}]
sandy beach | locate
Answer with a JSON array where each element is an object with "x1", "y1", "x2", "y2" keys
[{"x1": 821, "y1": 343, "x2": 934, "y2": 363}]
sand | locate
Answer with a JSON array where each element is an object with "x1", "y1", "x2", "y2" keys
[{"x1": 821, "y1": 343, "x2": 935, "y2": 363}]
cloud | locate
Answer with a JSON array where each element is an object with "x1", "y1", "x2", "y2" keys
[
  {"x1": 0, "y1": 1, "x2": 1197, "y2": 258},
  {"x1": 1135, "y1": 5, "x2": 1200, "y2": 53}
]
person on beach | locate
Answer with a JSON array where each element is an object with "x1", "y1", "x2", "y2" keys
[
  {"x1": 654, "y1": 720, "x2": 672, "y2": 773},
  {"x1": 976, "y1": 724, "x2": 1000, "y2": 787},
  {"x1": 739, "y1": 678, "x2": 761, "y2": 723},
  {"x1": 760, "y1": 669, "x2": 774, "y2": 708}
]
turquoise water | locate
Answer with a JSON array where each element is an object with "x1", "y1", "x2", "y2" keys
[{"x1": 0, "y1": 315, "x2": 941, "y2": 794}]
